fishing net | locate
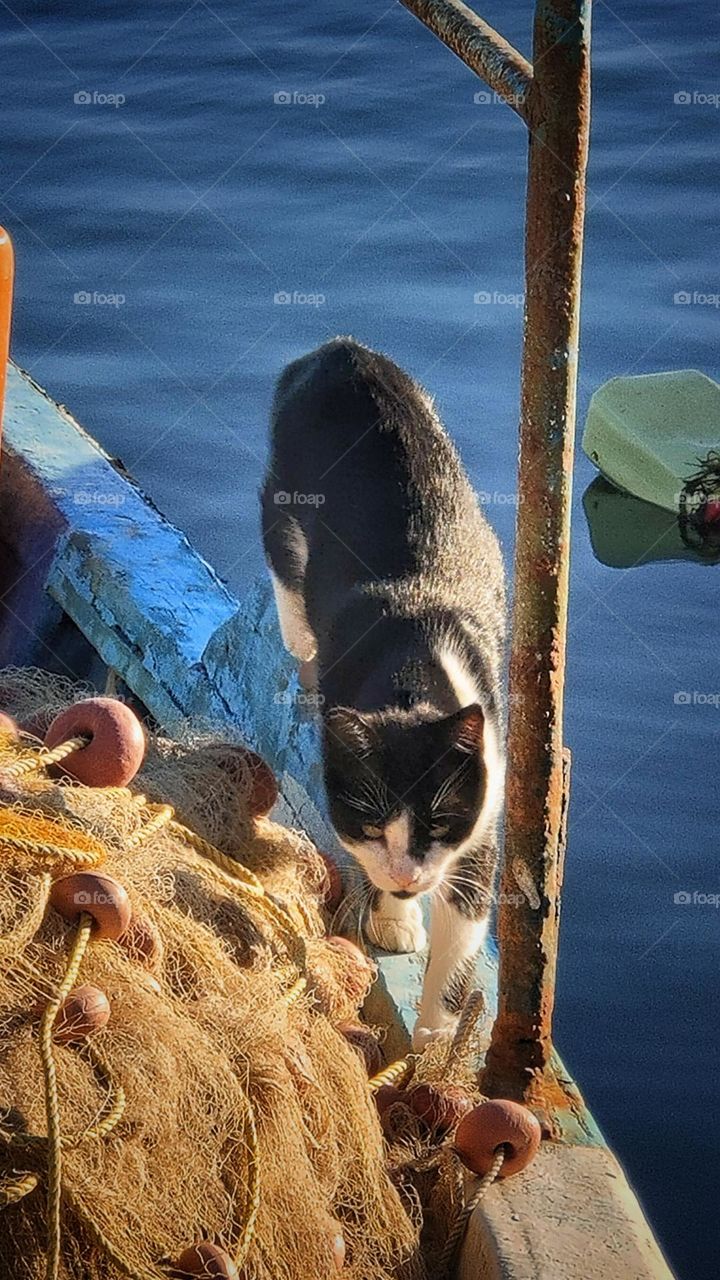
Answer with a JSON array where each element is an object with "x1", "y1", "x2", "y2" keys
[{"x1": 0, "y1": 667, "x2": 428, "y2": 1280}]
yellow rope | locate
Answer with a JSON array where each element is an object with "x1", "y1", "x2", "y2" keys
[
  {"x1": 38, "y1": 912, "x2": 93, "y2": 1280},
  {"x1": 1, "y1": 736, "x2": 89, "y2": 779},
  {"x1": 438, "y1": 1147, "x2": 505, "y2": 1275},
  {"x1": 234, "y1": 1089, "x2": 260, "y2": 1270},
  {"x1": 284, "y1": 975, "x2": 307, "y2": 1007},
  {"x1": 445, "y1": 989, "x2": 485, "y2": 1076},
  {"x1": 0, "y1": 1172, "x2": 39, "y2": 1206},
  {"x1": 369, "y1": 1058, "x2": 414, "y2": 1092},
  {"x1": 124, "y1": 803, "x2": 173, "y2": 849},
  {"x1": 0, "y1": 808, "x2": 107, "y2": 874},
  {"x1": 77, "y1": 1044, "x2": 126, "y2": 1143}
]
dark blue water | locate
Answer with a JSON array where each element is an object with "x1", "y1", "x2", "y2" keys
[{"x1": 2, "y1": 3, "x2": 718, "y2": 1274}]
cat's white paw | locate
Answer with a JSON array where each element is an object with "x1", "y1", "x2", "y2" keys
[
  {"x1": 366, "y1": 896, "x2": 427, "y2": 954},
  {"x1": 412, "y1": 1010, "x2": 459, "y2": 1052}
]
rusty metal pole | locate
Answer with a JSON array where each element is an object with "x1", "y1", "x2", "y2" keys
[
  {"x1": 399, "y1": 0, "x2": 533, "y2": 117},
  {"x1": 482, "y1": 0, "x2": 591, "y2": 1108}
]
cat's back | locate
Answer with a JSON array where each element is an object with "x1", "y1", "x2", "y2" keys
[
  {"x1": 270, "y1": 337, "x2": 471, "y2": 496},
  {"x1": 264, "y1": 338, "x2": 503, "y2": 611}
]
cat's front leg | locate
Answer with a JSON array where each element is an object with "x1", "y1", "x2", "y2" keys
[
  {"x1": 413, "y1": 853, "x2": 493, "y2": 1050},
  {"x1": 365, "y1": 891, "x2": 427, "y2": 954}
]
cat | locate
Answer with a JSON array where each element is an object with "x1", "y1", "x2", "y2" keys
[{"x1": 261, "y1": 337, "x2": 506, "y2": 1048}]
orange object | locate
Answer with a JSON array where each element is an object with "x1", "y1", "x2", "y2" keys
[
  {"x1": 454, "y1": 1099, "x2": 542, "y2": 1178},
  {"x1": 0, "y1": 227, "x2": 13, "y2": 457},
  {"x1": 53, "y1": 984, "x2": 110, "y2": 1043},
  {"x1": 118, "y1": 913, "x2": 163, "y2": 971},
  {"x1": 373, "y1": 1083, "x2": 404, "y2": 1137},
  {"x1": 0, "y1": 711, "x2": 18, "y2": 738},
  {"x1": 240, "y1": 747, "x2": 278, "y2": 817},
  {"x1": 337, "y1": 1022, "x2": 384, "y2": 1076},
  {"x1": 44, "y1": 697, "x2": 146, "y2": 787},
  {"x1": 326, "y1": 1220, "x2": 346, "y2": 1270},
  {"x1": 409, "y1": 1082, "x2": 473, "y2": 1136},
  {"x1": 172, "y1": 1241, "x2": 239, "y2": 1279},
  {"x1": 50, "y1": 871, "x2": 132, "y2": 941}
]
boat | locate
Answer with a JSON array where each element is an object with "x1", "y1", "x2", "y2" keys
[{"x1": 0, "y1": 1, "x2": 677, "y2": 1276}]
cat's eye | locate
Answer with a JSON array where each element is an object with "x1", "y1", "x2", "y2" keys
[
  {"x1": 361, "y1": 823, "x2": 384, "y2": 840},
  {"x1": 430, "y1": 824, "x2": 450, "y2": 839}
]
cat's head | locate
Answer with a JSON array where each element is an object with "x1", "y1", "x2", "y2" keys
[{"x1": 322, "y1": 703, "x2": 493, "y2": 896}]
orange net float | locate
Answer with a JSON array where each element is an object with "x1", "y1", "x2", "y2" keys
[
  {"x1": 0, "y1": 711, "x2": 19, "y2": 739},
  {"x1": 0, "y1": 226, "x2": 13, "y2": 453},
  {"x1": 52, "y1": 983, "x2": 111, "y2": 1044},
  {"x1": 44, "y1": 697, "x2": 146, "y2": 788},
  {"x1": 325, "y1": 936, "x2": 377, "y2": 1005},
  {"x1": 325, "y1": 1219, "x2": 346, "y2": 1271},
  {"x1": 172, "y1": 1241, "x2": 240, "y2": 1279},
  {"x1": 373, "y1": 1084, "x2": 406, "y2": 1138},
  {"x1": 50, "y1": 872, "x2": 132, "y2": 941},
  {"x1": 408, "y1": 1083, "x2": 473, "y2": 1138},
  {"x1": 454, "y1": 1099, "x2": 542, "y2": 1178},
  {"x1": 236, "y1": 747, "x2": 278, "y2": 818},
  {"x1": 117, "y1": 913, "x2": 163, "y2": 971},
  {"x1": 337, "y1": 1022, "x2": 384, "y2": 1077}
]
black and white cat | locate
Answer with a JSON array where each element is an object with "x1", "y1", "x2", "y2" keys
[{"x1": 261, "y1": 338, "x2": 506, "y2": 1047}]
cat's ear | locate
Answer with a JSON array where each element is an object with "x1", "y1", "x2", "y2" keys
[
  {"x1": 324, "y1": 707, "x2": 376, "y2": 759},
  {"x1": 448, "y1": 703, "x2": 485, "y2": 755}
]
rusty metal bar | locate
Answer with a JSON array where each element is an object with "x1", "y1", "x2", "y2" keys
[
  {"x1": 481, "y1": 0, "x2": 592, "y2": 1106},
  {"x1": 400, "y1": 0, "x2": 533, "y2": 118}
]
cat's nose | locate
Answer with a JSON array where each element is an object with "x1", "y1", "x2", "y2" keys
[{"x1": 391, "y1": 870, "x2": 420, "y2": 890}]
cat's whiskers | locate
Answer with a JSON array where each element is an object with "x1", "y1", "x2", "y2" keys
[
  {"x1": 329, "y1": 877, "x2": 375, "y2": 944},
  {"x1": 430, "y1": 759, "x2": 468, "y2": 812}
]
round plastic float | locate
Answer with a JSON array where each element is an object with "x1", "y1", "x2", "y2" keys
[
  {"x1": 44, "y1": 697, "x2": 146, "y2": 788},
  {"x1": 173, "y1": 1241, "x2": 239, "y2": 1278},
  {"x1": 0, "y1": 711, "x2": 18, "y2": 738},
  {"x1": 53, "y1": 984, "x2": 110, "y2": 1044},
  {"x1": 409, "y1": 1082, "x2": 473, "y2": 1136},
  {"x1": 50, "y1": 872, "x2": 132, "y2": 941},
  {"x1": 454, "y1": 1099, "x2": 542, "y2": 1178}
]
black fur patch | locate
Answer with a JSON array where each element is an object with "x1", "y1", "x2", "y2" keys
[
  {"x1": 445, "y1": 842, "x2": 497, "y2": 919},
  {"x1": 441, "y1": 955, "x2": 477, "y2": 1014}
]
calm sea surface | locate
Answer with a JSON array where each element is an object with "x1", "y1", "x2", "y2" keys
[{"x1": 2, "y1": 2, "x2": 718, "y2": 1274}]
